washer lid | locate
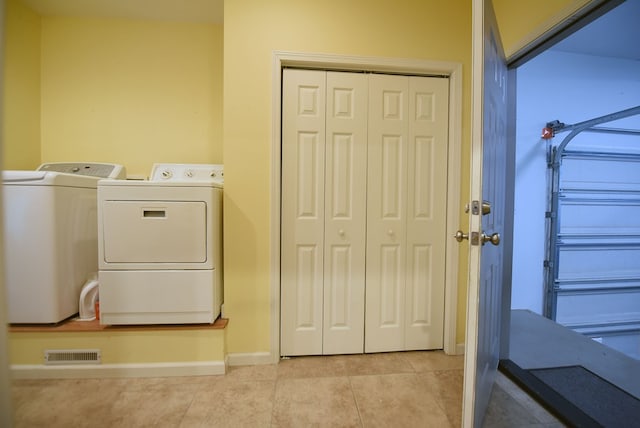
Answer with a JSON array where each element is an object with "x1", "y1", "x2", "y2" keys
[
  {"x1": 1, "y1": 171, "x2": 47, "y2": 183},
  {"x1": 2, "y1": 170, "x2": 101, "y2": 188}
]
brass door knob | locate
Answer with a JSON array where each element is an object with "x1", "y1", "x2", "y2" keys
[
  {"x1": 454, "y1": 230, "x2": 469, "y2": 242},
  {"x1": 482, "y1": 232, "x2": 500, "y2": 246}
]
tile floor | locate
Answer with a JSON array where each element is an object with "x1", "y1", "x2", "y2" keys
[
  {"x1": 11, "y1": 351, "x2": 563, "y2": 427},
  {"x1": 484, "y1": 372, "x2": 565, "y2": 428}
]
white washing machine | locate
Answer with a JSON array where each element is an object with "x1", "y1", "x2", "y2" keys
[
  {"x1": 3, "y1": 162, "x2": 126, "y2": 324},
  {"x1": 97, "y1": 163, "x2": 223, "y2": 325}
]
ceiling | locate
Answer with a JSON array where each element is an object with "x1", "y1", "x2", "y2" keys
[
  {"x1": 22, "y1": 0, "x2": 224, "y2": 23},
  {"x1": 551, "y1": 0, "x2": 640, "y2": 61}
]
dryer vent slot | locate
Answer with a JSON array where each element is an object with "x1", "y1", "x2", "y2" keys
[
  {"x1": 44, "y1": 349, "x2": 101, "y2": 365},
  {"x1": 143, "y1": 209, "x2": 166, "y2": 218}
]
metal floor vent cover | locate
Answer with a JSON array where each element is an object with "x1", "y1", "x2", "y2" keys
[{"x1": 44, "y1": 349, "x2": 101, "y2": 365}]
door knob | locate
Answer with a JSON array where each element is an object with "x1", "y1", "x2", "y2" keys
[
  {"x1": 454, "y1": 230, "x2": 469, "y2": 242},
  {"x1": 481, "y1": 232, "x2": 500, "y2": 246}
]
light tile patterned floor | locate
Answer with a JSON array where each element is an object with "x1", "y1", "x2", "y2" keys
[{"x1": 11, "y1": 351, "x2": 562, "y2": 427}]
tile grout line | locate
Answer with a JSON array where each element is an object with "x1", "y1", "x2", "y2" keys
[
  {"x1": 347, "y1": 375, "x2": 366, "y2": 428},
  {"x1": 269, "y1": 362, "x2": 284, "y2": 428},
  {"x1": 419, "y1": 371, "x2": 459, "y2": 428}
]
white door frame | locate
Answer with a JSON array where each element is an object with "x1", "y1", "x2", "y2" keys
[{"x1": 270, "y1": 51, "x2": 463, "y2": 363}]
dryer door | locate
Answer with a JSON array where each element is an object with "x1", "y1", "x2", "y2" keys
[{"x1": 102, "y1": 200, "x2": 207, "y2": 264}]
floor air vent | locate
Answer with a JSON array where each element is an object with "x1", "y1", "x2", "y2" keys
[{"x1": 44, "y1": 349, "x2": 101, "y2": 365}]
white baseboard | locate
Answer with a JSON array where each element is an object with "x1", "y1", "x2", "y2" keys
[
  {"x1": 226, "y1": 352, "x2": 275, "y2": 366},
  {"x1": 11, "y1": 360, "x2": 226, "y2": 379},
  {"x1": 456, "y1": 343, "x2": 465, "y2": 355}
]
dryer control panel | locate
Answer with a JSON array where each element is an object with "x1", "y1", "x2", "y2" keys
[
  {"x1": 150, "y1": 163, "x2": 224, "y2": 184},
  {"x1": 38, "y1": 162, "x2": 126, "y2": 179}
]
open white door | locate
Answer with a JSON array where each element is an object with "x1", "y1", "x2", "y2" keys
[{"x1": 461, "y1": 0, "x2": 508, "y2": 426}]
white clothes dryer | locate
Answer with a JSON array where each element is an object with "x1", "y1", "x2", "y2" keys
[
  {"x1": 3, "y1": 162, "x2": 126, "y2": 324},
  {"x1": 97, "y1": 163, "x2": 223, "y2": 325}
]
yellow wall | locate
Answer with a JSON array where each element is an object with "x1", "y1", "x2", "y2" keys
[
  {"x1": 4, "y1": 0, "x2": 594, "y2": 367},
  {"x1": 222, "y1": 0, "x2": 473, "y2": 353},
  {"x1": 10, "y1": 329, "x2": 225, "y2": 365},
  {"x1": 3, "y1": 0, "x2": 41, "y2": 170},
  {"x1": 493, "y1": 0, "x2": 592, "y2": 58},
  {"x1": 40, "y1": 16, "x2": 223, "y2": 178},
  {"x1": 4, "y1": 2, "x2": 226, "y2": 367}
]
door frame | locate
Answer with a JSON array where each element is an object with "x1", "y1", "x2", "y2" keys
[{"x1": 270, "y1": 51, "x2": 464, "y2": 362}]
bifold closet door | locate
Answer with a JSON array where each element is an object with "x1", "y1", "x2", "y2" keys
[
  {"x1": 282, "y1": 69, "x2": 449, "y2": 356},
  {"x1": 322, "y1": 72, "x2": 368, "y2": 354},
  {"x1": 365, "y1": 74, "x2": 449, "y2": 353},
  {"x1": 281, "y1": 69, "x2": 368, "y2": 356},
  {"x1": 281, "y1": 69, "x2": 326, "y2": 356}
]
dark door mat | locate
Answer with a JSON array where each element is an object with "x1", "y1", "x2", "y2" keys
[
  {"x1": 530, "y1": 365, "x2": 640, "y2": 427},
  {"x1": 499, "y1": 359, "x2": 640, "y2": 428}
]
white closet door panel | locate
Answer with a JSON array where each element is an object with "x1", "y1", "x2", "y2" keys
[
  {"x1": 405, "y1": 76, "x2": 449, "y2": 349},
  {"x1": 366, "y1": 74, "x2": 409, "y2": 353},
  {"x1": 281, "y1": 69, "x2": 326, "y2": 356},
  {"x1": 379, "y1": 244, "x2": 403, "y2": 320},
  {"x1": 323, "y1": 72, "x2": 368, "y2": 354}
]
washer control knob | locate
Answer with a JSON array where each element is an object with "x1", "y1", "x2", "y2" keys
[
  {"x1": 185, "y1": 170, "x2": 194, "y2": 178},
  {"x1": 161, "y1": 170, "x2": 172, "y2": 179}
]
